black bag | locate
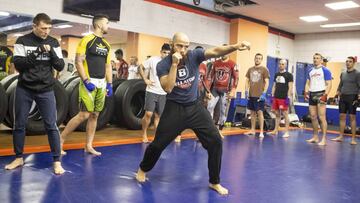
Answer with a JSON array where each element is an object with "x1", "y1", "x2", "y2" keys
[{"x1": 241, "y1": 117, "x2": 275, "y2": 131}]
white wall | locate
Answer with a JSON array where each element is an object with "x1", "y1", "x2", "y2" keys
[
  {"x1": 267, "y1": 33, "x2": 295, "y2": 72},
  {"x1": 294, "y1": 31, "x2": 360, "y2": 63},
  {"x1": 0, "y1": 0, "x2": 229, "y2": 45}
]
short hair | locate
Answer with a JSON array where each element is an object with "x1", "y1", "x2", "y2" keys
[
  {"x1": 195, "y1": 46, "x2": 204, "y2": 49},
  {"x1": 61, "y1": 50, "x2": 68, "y2": 58},
  {"x1": 92, "y1": 14, "x2": 109, "y2": 29},
  {"x1": 33, "y1": 13, "x2": 52, "y2": 25},
  {"x1": 115, "y1": 49, "x2": 123, "y2": 56},
  {"x1": 161, "y1": 43, "x2": 171, "y2": 51},
  {"x1": 313, "y1": 53, "x2": 323, "y2": 59},
  {"x1": 255, "y1": 53, "x2": 263, "y2": 58},
  {"x1": 347, "y1": 56, "x2": 356, "y2": 63},
  {"x1": 279, "y1": 59, "x2": 287, "y2": 65},
  {"x1": 323, "y1": 58, "x2": 328, "y2": 63}
]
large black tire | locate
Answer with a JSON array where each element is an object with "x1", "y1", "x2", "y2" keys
[
  {"x1": 65, "y1": 78, "x2": 114, "y2": 131},
  {"x1": 0, "y1": 74, "x2": 18, "y2": 90},
  {"x1": 61, "y1": 75, "x2": 78, "y2": 88},
  {"x1": 3, "y1": 80, "x2": 18, "y2": 128},
  {"x1": 59, "y1": 75, "x2": 78, "y2": 88},
  {"x1": 1, "y1": 75, "x2": 19, "y2": 127},
  {"x1": 0, "y1": 83, "x2": 7, "y2": 124},
  {"x1": 114, "y1": 79, "x2": 146, "y2": 130},
  {"x1": 109, "y1": 78, "x2": 125, "y2": 125},
  {"x1": 7, "y1": 80, "x2": 68, "y2": 135}
]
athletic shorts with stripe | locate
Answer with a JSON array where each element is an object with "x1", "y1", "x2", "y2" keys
[{"x1": 79, "y1": 80, "x2": 106, "y2": 112}]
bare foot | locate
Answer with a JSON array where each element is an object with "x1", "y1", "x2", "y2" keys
[
  {"x1": 5, "y1": 158, "x2": 24, "y2": 170},
  {"x1": 61, "y1": 150, "x2": 67, "y2": 155},
  {"x1": 136, "y1": 168, "x2": 146, "y2": 182},
  {"x1": 209, "y1": 184, "x2": 229, "y2": 195},
  {"x1": 85, "y1": 146, "x2": 102, "y2": 156},
  {"x1": 259, "y1": 132, "x2": 264, "y2": 138},
  {"x1": 244, "y1": 131, "x2": 255, "y2": 136},
  {"x1": 53, "y1": 161, "x2": 65, "y2": 175},
  {"x1": 282, "y1": 133, "x2": 290, "y2": 138},
  {"x1": 219, "y1": 131, "x2": 224, "y2": 139},
  {"x1": 269, "y1": 131, "x2": 278, "y2": 136},
  {"x1": 175, "y1": 135, "x2": 181, "y2": 143},
  {"x1": 331, "y1": 136, "x2": 343, "y2": 142},
  {"x1": 306, "y1": 137, "x2": 319, "y2": 143},
  {"x1": 142, "y1": 136, "x2": 149, "y2": 143},
  {"x1": 350, "y1": 140, "x2": 357, "y2": 145},
  {"x1": 318, "y1": 138, "x2": 326, "y2": 146}
]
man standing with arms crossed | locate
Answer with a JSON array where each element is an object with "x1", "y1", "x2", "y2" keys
[
  {"x1": 269, "y1": 59, "x2": 293, "y2": 138},
  {"x1": 304, "y1": 53, "x2": 332, "y2": 146},
  {"x1": 60, "y1": 14, "x2": 112, "y2": 155},
  {"x1": 135, "y1": 32, "x2": 250, "y2": 195},
  {"x1": 244, "y1": 53, "x2": 270, "y2": 138},
  {"x1": 331, "y1": 56, "x2": 360, "y2": 145},
  {"x1": 138, "y1": 43, "x2": 171, "y2": 143},
  {"x1": 207, "y1": 51, "x2": 239, "y2": 135},
  {"x1": 5, "y1": 13, "x2": 65, "y2": 174}
]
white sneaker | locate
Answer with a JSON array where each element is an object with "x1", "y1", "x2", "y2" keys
[
  {"x1": 282, "y1": 133, "x2": 290, "y2": 138},
  {"x1": 259, "y1": 133, "x2": 264, "y2": 138}
]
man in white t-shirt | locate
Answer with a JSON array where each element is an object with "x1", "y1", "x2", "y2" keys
[
  {"x1": 304, "y1": 53, "x2": 332, "y2": 146},
  {"x1": 138, "y1": 43, "x2": 171, "y2": 142},
  {"x1": 128, "y1": 56, "x2": 141, "y2": 79}
]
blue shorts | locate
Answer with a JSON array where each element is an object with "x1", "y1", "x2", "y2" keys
[{"x1": 247, "y1": 97, "x2": 265, "y2": 111}]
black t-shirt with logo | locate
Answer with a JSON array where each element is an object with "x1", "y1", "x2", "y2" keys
[{"x1": 274, "y1": 71, "x2": 293, "y2": 99}]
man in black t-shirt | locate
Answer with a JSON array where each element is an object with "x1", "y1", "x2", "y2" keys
[{"x1": 269, "y1": 59, "x2": 293, "y2": 138}]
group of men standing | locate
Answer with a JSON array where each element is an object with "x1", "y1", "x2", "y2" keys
[{"x1": 3, "y1": 11, "x2": 359, "y2": 197}]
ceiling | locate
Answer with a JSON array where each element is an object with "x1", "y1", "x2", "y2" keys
[
  {"x1": 175, "y1": 0, "x2": 360, "y2": 34},
  {"x1": 1, "y1": 14, "x2": 128, "y2": 46}
]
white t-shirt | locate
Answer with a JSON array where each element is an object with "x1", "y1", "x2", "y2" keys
[
  {"x1": 307, "y1": 66, "x2": 332, "y2": 92},
  {"x1": 59, "y1": 58, "x2": 75, "y2": 80},
  {"x1": 127, "y1": 65, "x2": 141, "y2": 80},
  {"x1": 143, "y1": 56, "x2": 167, "y2": 95}
]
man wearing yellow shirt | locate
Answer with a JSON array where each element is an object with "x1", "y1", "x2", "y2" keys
[{"x1": 60, "y1": 14, "x2": 112, "y2": 155}]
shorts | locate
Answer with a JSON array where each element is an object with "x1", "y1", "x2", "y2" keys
[
  {"x1": 247, "y1": 97, "x2": 265, "y2": 111},
  {"x1": 309, "y1": 91, "x2": 325, "y2": 106},
  {"x1": 339, "y1": 94, "x2": 358, "y2": 115},
  {"x1": 272, "y1": 98, "x2": 288, "y2": 110},
  {"x1": 79, "y1": 80, "x2": 106, "y2": 112},
  {"x1": 144, "y1": 91, "x2": 167, "y2": 116}
]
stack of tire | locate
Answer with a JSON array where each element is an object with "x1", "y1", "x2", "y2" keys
[
  {"x1": 61, "y1": 77, "x2": 146, "y2": 131},
  {"x1": 1, "y1": 74, "x2": 147, "y2": 135},
  {"x1": 0, "y1": 74, "x2": 68, "y2": 135}
]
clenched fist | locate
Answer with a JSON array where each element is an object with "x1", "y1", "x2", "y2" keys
[
  {"x1": 237, "y1": 41, "x2": 251, "y2": 51},
  {"x1": 172, "y1": 52, "x2": 183, "y2": 66}
]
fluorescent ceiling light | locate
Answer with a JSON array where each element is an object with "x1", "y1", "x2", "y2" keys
[
  {"x1": 13, "y1": 33, "x2": 24, "y2": 37},
  {"x1": 299, "y1": 15, "x2": 328, "y2": 22},
  {"x1": 55, "y1": 24, "x2": 73, "y2": 29},
  {"x1": 0, "y1": 11, "x2": 10, "y2": 16},
  {"x1": 325, "y1": 1, "x2": 359, "y2": 10},
  {"x1": 81, "y1": 31, "x2": 93, "y2": 36},
  {"x1": 321, "y1": 22, "x2": 360, "y2": 28}
]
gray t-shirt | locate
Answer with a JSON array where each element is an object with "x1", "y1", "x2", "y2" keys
[{"x1": 337, "y1": 69, "x2": 360, "y2": 95}]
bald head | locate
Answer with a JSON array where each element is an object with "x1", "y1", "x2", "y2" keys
[
  {"x1": 171, "y1": 32, "x2": 190, "y2": 57},
  {"x1": 173, "y1": 32, "x2": 189, "y2": 43}
]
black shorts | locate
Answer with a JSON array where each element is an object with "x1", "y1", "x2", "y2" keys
[
  {"x1": 339, "y1": 94, "x2": 358, "y2": 115},
  {"x1": 309, "y1": 91, "x2": 325, "y2": 106},
  {"x1": 247, "y1": 97, "x2": 265, "y2": 111}
]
